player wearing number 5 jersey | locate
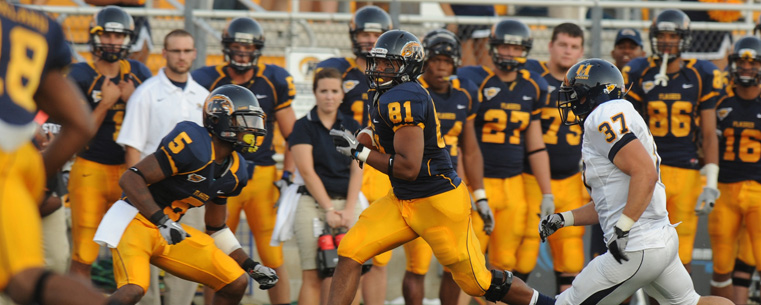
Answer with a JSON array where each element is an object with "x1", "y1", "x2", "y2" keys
[
  {"x1": 708, "y1": 36, "x2": 761, "y2": 300},
  {"x1": 66, "y1": 5, "x2": 152, "y2": 280},
  {"x1": 541, "y1": 58, "x2": 731, "y2": 305},
  {"x1": 457, "y1": 19, "x2": 553, "y2": 277},
  {"x1": 623, "y1": 9, "x2": 721, "y2": 271},
  {"x1": 104, "y1": 85, "x2": 279, "y2": 305}
]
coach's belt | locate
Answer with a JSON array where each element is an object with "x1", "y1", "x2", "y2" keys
[{"x1": 297, "y1": 185, "x2": 346, "y2": 200}]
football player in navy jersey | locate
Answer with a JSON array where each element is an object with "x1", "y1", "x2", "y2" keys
[
  {"x1": 457, "y1": 19, "x2": 553, "y2": 282},
  {"x1": 401, "y1": 29, "x2": 492, "y2": 305},
  {"x1": 315, "y1": 7, "x2": 394, "y2": 302},
  {"x1": 328, "y1": 29, "x2": 555, "y2": 305},
  {"x1": 523, "y1": 22, "x2": 586, "y2": 292},
  {"x1": 708, "y1": 36, "x2": 761, "y2": 301},
  {"x1": 0, "y1": 2, "x2": 114, "y2": 304},
  {"x1": 105, "y1": 85, "x2": 279, "y2": 305},
  {"x1": 66, "y1": 5, "x2": 152, "y2": 280},
  {"x1": 623, "y1": 9, "x2": 721, "y2": 272},
  {"x1": 192, "y1": 17, "x2": 294, "y2": 304}
]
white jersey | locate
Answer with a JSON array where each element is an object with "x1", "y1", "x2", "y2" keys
[
  {"x1": 117, "y1": 68, "x2": 208, "y2": 159},
  {"x1": 582, "y1": 99, "x2": 669, "y2": 251}
]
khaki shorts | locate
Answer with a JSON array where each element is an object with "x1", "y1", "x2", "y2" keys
[{"x1": 294, "y1": 195, "x2": 360, "y2": 270}]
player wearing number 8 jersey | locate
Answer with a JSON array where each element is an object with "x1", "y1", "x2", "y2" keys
[
  {"x1": 457, "y1": 19, "x2": 553, "y2": 276},
  {"x1": 708, "y1": 36, "x2": 761, "y2": 300},
  {"x1": 623, "y1": 9, "x2": 721, "y2": 270},
  {"x1": 66, "y1": 5, "x2": 152, "y2": 280},
  {"x1": 0, "y1": 2, "x2": 114, "y2": 304}
]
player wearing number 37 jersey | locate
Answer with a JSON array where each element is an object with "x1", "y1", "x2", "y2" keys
[{"x1": 539, "y1": 59, "x2": 731, "y2": 305}]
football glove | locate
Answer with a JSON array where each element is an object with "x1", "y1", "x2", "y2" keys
[
  {"x1": 153, "y1": 214, "x2": 190, "y2": 245},
  {"x1": 608, "y1": 226, "x2": 630, "y2": 264},
  {"x1": 695, "y1": 187, "x2": 720, "y2": 216},
  {"x1": 539, "y1": 213, "x2": 565, "y2": 242},
  {"x1": 540, "y1": 194, "x2": 555, "y2": 219},
  {"x1": 475, "y1": 199, "x2": 494, "y2": 235},
  {"x1": 273, "y1": 170, "x2": 293, "y2": 208},
  {"x1": 330, "y1": 129, "x2": 370, "y2": 163},
  {"x1": 243, "y1": 259, "x2": 279, "y2": 290}
]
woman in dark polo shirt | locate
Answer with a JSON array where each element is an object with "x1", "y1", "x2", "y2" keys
[{"x1": 290, "y1": 67, "x2": 363, "y2": 305}]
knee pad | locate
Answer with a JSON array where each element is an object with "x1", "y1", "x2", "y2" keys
[
  {"x1": 484, "y1": 269, "x2": 513, "y2": 302},
  {"x1": 733, "y1": 277, "x2": 752, "y2": 288},
  {"x1": 734, "y1": 258, "x2": 756, "y2": 274},
  {"x1": 33, "y1": 270, "x2": 53, "y2": 305}
]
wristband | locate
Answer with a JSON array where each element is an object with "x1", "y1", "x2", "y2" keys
[
  {"x1": 560, "y1": 211, "x2": 575, "y2": 226},
  {"x1": 356, "y1": 145, "x2": 371, "y2": 163},
  {"x1": 473, "y1": 189, "x2": 487, "y2": 201},
  {"x1": 527, "y1": 148, "x2": 546, "y2": 157},
  {"x1": 616, "y1": 214, "x2": 635, "y2": 232},
  {"x1": 128, "y1": 167, "x2": 146, "y2": 180},
  {"x1": 702, "y1": 163, "x2": 719, "y2": 189},
  {"x1": 281, "y1": 170, "x2": 292, "y2": 182},
  {"x1": 148, "y1": 210, "x2": 167, "y2": 226},
  {"x1": 210, "y1": 227, "x2": 242, "y2": 255}
]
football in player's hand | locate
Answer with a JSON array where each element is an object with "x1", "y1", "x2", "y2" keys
[{"x1": 355, "y1": 127, "x2": 377, "y2": 151}]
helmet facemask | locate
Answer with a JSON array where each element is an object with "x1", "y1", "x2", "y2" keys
[
  {"x1": 223, "y1": 40, "x2": 263, "y2": 73},
  {"x1": 729, "y1": 48, "x2": 761, "y2": 87},
  {"x1": 558, "y1": 83, "x2": 586, "y2": 125},
  {"x1": 204, "y1": 94, "x2": 267, "y2": 154},
  {"x1": 365, "y1": 34, "x2": 425, "y2": 92}
]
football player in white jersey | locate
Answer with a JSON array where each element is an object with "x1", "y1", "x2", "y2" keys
[{"x1": 538, "y1": 59, "x2": 732, "y2": 305}]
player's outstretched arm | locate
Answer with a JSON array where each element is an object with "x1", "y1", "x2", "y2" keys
[
  {"x1": 539, "y1": 201, "x2": 598, "y2": 242},
  {"x1": 35, "y1": 70, "x2": 96, "y2": 178},
  {"x1": 205, "y1": 202, "x2": 279, "y2": 289}
]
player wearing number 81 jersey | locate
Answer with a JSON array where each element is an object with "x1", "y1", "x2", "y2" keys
[
  {"x1": 623, "y1": 9, "x2": 721, "y2": 270},
  {"x1": 66, "y1": 5, "x2": 152, "y2": 279}
]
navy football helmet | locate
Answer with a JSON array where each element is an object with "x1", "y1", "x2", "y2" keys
[
  {"x1": 488, "y1": 19, "x2": 532, "y2": 71},
  {"x1": 421, "y1": 29, "x2": 461, "y2": 74},
  {"x1": 649, "y1": 9, "x2": 692, "y2": 61},
  {"x1": 558, "y1": 59, "x2": 625, "y2": 125},
  {"x1": 89, "y1": 6, "x2": 135, "y2": 62},
  {"x1": 350, "y1": 5, "x2": 392, "y2": 58},
  {"x1": 366, "y1": 30, "x2": 425, "y2": 91},
  {"x1": 729, "y1": 36, "x2": 761, "y2": 87},
  {"x1": 222, "y1": 17, "x2": 265, "y2": 72},
  {"x1": 203, "y1": 85, "x2": 267, "y2": 153}
]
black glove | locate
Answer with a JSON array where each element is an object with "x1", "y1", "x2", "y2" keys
[
  {"x1": 538, "y1": 213, "x2": 565, "y2": 242},
  {"x1": 149, "y1": 212, "x2": 190, "y2": 245},
  {"x1": 243, "y1": 259, "x2": 279, "y2": 289},
  {"x1": 607, "y1": 226, "x2": 630, "y2": 264},
  {"x1": 273, "y1": 170, "x2": 293, "y2": 208}
]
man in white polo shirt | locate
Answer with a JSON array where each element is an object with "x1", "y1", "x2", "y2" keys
[{"x1": 116, "y1": 29, "x2": 209, "y2": 305}]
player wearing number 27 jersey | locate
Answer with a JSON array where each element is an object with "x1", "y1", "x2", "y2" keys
[{"x1": 623, "y1": 9, "x2": 721, "y2": 268}]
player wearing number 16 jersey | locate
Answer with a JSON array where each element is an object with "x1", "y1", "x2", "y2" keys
[
  {"x1": 457, "y1": 19, "x2": 553, "y2": 277},
  {"x1": 623, "y1": 9, "x2": 721, "y2": 270},
  {"x1": 66, "y1": 5, "x2": 152, "y2": 279}
]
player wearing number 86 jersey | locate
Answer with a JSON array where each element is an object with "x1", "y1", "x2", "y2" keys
[
  {"x1": 66, "y1": 5, "x2": 152, "y2": 279},
  {"x1": 623, "y1": 9, "x2": 721, "y2": 269}
]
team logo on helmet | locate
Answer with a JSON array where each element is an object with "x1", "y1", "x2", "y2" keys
[
  {"x1": 740, "y1": 48, "x2": 758, "y2": 60},
  {"x1": 575, "y1": 64, "x2": 593, "y2": 80},
  {"x1": 400, "y1": 41, "x2": 423, "y2": 61}
]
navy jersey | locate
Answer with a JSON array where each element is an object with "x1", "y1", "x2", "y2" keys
[
  {"x1": 524, "y1": 60, "x2": 583, "y2": 179},
  {"x1": 715, "y1": 86, "x2": 761, "y2": 183},
  {"x1": 68, "y1": 59, "x2": 152, "y2": 165},
  {"x1": 316, "y1": 57, "x2": 372, "y2": 126},
  {"x1": 135, "y1": 121, "x2": 249, "y2": 221},
  {"x1": 370, "y1": 81, "x2": 460, "y2": 200},
  {"x1": 192, "y1": 63, "x2": 295, "y2": 166},
  {"x1": 623, "y1": 57, "x2": 722, "y2": 169},
  {"x1": 419, "y1": 76, "x2": 479, "y2": 168},
  {"x1": 0, "y1": 3, "x2": 71, "y2": 153},
  {"x1": 458, "y1": 65, "x2": 548, "y2": 178}
]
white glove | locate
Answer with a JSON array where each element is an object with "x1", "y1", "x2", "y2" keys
[
  {"x1": 540, "y1": 194, "x2": 555, "y2": 219},
  {"x1": 695, "y1": 187, "x2": 720, "y2": 215},
  {"x1": 330, "y1": 129, "x2": 370, "y2": 163},
  {"x1": 152, "y1": 214, "x2": 190, "y2": 245},
  {"x1": 244, "y1": 259, "x2": 279, "y2": 290},
  {"x1": 475, "y1": 199, "x2": 494, "y2": 235}
]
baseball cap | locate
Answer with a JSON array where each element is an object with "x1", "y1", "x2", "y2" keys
[{"x1": 615, "y1": 28, "x2": 643, "y2": 47}]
